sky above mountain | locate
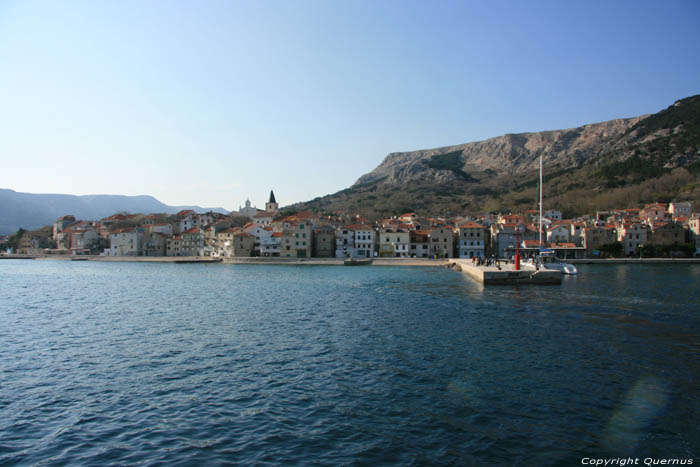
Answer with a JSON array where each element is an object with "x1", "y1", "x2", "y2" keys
[{"x1": 1, "y1": 0, "x2": 699, "y2": 210}]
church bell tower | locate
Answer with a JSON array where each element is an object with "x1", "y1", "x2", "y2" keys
[{"x1": 265, "y1": 190, "x2": 279, "y2": 213}]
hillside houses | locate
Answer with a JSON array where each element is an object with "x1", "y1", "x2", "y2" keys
[{"x1": 9, "y1": 195, "x2": 698, "y2": 259}]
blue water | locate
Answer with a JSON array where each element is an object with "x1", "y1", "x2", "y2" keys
[{"x1": 1, "y1": 260, "x2": 699, "y2": 465}]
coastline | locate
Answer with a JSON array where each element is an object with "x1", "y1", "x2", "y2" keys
[
  {"x1": 0, "y1": 254, "x2": 449, "y2": 267},
  {"x1": 2, "y1": 254, "x2": 699, "y2": 265}
]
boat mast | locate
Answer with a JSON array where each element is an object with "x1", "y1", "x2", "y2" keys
[{"x1": 539, "y1": 154, "x2": 543, "y2": 246}]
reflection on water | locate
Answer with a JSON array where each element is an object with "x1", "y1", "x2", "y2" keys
[
  {"x1": 0, "y1": 261, "x2": 698, "y2": 464},
  {"x1": 603, "y1": 376, "x2": 670, "y2": 454}
]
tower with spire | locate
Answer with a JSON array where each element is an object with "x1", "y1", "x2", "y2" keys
[{"x1": 265, "y1": 190, "x2": 279, "y2": 213}]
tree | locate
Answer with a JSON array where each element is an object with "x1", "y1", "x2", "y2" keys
[{"x1": 599, "y1": 242, "x2": 623, "y2": 258}]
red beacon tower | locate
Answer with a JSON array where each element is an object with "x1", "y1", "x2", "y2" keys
[{"x1": 514, "y1": 225, "x2": 521, "y2": 270}]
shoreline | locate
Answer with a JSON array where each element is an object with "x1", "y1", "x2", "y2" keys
[
  {"x1": 0, "y1": 254, "x2": 449, "y2": 267},
  {"x1": 2, "y1": 254, "x2": 699, "y2": 265}
]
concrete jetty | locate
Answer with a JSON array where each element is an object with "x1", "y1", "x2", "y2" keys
[{"x1": 449, "y1": 259, "x2": 562, "y2": 285}]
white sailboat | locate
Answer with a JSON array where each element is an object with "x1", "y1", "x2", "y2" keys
[{"x1": 525, "y1": 154, "x2": 578, "y2": 275}]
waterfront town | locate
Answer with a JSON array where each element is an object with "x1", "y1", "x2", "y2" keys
[{"x1": 3, "y1": 191, "x2": 699, "y2": 260}]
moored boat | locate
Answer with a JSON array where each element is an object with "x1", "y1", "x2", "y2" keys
[
  {"x1": 524, "y1": 251, "x2": 577, "y2": 275},
  {"x1": 344, "y1": 258, "x2": 373, "y2": 266}
]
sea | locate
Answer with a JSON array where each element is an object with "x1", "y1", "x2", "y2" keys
[{"x1": 1, "y1": 260, "x2": 699, "y2": 466}]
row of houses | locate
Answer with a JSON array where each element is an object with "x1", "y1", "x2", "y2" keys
[{"x1": 11, "y1": 199, "x2": 700, "y2": 258}]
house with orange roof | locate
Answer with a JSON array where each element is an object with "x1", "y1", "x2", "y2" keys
[
  {"x1": 180, "y1": 227, "x2": 205, "y2": 256},
  {"x1": 253, "y1": 210, "x2": 274, "y2": 227},
  {"x1": 640, "y1": 203, "x2": 667, "y2": 222},
  {"x1": 52, "y1": 215, "x2": 76, "y2": 240}
]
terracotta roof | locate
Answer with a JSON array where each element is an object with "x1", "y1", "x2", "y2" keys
[
  {"x1": 234, "y1": 232, "x2": 252, "y2": 238},
  {"x1": 344, "y1": 224, "x2": 371, "y2": 231},
  {"x1": 550, "y1": 242, "x2": 577, "y2": 248},
  {"x1": 183, "y1": 227, "x2": 201, "y2": 234},
  {"x1": 522, "y1": 240, "x2": 545, "y2": 247}
]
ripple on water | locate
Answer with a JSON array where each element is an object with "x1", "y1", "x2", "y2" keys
[{"x1": 0, "y1": 261, "x2": 699, "y2": 464}]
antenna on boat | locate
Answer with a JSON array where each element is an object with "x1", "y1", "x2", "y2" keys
[{"x1": 539, "y1": 154, "x2": 543, "y2": 247}]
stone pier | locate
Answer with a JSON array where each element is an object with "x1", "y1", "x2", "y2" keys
[{"x1": 449, "y1": 259, "x2": 562, "y2": 285}]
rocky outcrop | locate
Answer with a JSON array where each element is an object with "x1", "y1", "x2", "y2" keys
[{"x1": 355, "y1": 117, "x2": 645, "y2": 186}]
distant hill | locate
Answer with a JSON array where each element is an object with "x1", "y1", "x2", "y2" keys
[
  {"x1": 0, "y1": 189, "x2": 228, "y2": 234},
  {"x1": 291, "y1": 95, "x2": 700, "y2": 218}
]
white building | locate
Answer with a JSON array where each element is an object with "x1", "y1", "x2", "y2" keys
[
  {"x1": 457, "y1": 222, "x2": 486, "y2": 258},
  {"x1": 106, "y1": 228, "x2": 144, "y2": 256},
  {"x1": 244, "y1": 224, "x2": 272, "y2": 256},
  {"x1": 547, "y1": 224, "x2": 571, "y2": 244},
  {"x1": 669, "y1": 201, "x2": 692, "y2": 218},
  {"x1": 237, "y1": 199, "x2": 259, "y2": 218},
  {"x1": 618, "y1": 222, "x2": 648, "y2": 256},
  {"x1": 379, "y1": 229, "x2": 410, "y2": 257},
  {"x1": 261, "y1": 232, "x2": 282, "y2": 256},
  {"x1": 543, "y1": 209, "x2": 562, "y2": 221},
  {"x1": 348, "y1": 225, "x2": 375, "y2": 258},
  {"x1": 335, "y1": 228, "x2": 355, "y2": 258}
]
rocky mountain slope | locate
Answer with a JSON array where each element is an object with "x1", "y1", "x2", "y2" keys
[{"x1": 292, "y1": 95, "x2": 700, "y2": 218}]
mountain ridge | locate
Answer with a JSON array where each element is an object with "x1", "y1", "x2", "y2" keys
[
  {"x1": 0, "y1": 189, "x2": 228, "y2": 235},
  {"x1": 291, "y1": 95, "x2": 700, "y2": 218}
]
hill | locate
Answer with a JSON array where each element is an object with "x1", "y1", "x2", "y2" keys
[
  {"x1": 0, "y1": 189, "x2": 228, "y2": 234},
  {"x1": 291, "y1": 95, "x2": 700, "y2": 218}
]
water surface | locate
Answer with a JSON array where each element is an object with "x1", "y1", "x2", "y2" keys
[{"x1": 1, "y1": 261, "x2": 698, "y2": 465}]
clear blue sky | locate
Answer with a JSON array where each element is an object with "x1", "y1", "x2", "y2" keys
[{"x1": 1, "y1": 0, "x2": 698, "y2": 210}]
